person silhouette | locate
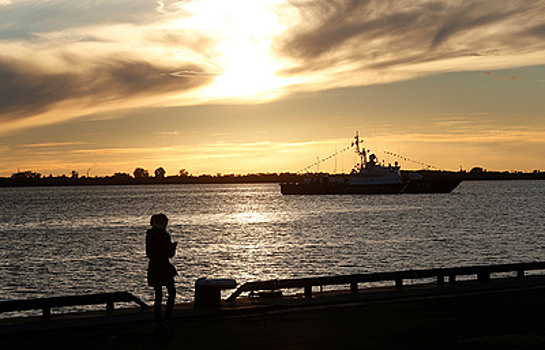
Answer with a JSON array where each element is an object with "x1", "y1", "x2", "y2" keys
[{"x1": 146, "y1": 213, "x2": 178, "y2": 331}]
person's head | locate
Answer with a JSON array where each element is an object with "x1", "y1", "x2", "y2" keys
[{"x1": 150, "y1": 213, "x2": 168, "y2": 230}]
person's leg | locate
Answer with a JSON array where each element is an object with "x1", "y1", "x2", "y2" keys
[
  {"x1": 153, "y1": 285, "x2": 163, "y2": 325},
  {"x1": 164, "y1": 281, "x2": 176, "y2": 321}
]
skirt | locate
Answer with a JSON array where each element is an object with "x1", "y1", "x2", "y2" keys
[{"x1": 147, "y1": 260, "x2": 177, "y2": 287}]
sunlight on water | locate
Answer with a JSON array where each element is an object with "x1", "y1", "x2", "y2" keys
[
  {"x1": 0, "y1": 181, "x2": 544, "y2": 317},
  {"x1": 231, "y1": 211, "x2": 271, "y2": 224}
]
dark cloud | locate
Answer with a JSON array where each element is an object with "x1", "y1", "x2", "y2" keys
[
  {"x1": 279, "y1": 0, "x2": 545, "y2": 75},
  {"x1": 282, "y1": 0, "x2": 424, "y2": 59},
  {"x1": 524, "y1": 23, "x2": 545, "y2": 39},
  {"x1": 0, "y1": 59, "x2": 74, "y2": 122},
  {"x1": 430, "y1": 2, "x2": 519, "y2": 49},
  {"x1": 0, "y1": 56, "x2": 213, "y2": 122}
]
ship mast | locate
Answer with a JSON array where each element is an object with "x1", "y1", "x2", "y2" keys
[{"x1": 354, "y1": 132, "x2": 367, "y2": 171}]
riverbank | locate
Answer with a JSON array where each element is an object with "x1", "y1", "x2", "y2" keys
[
  {"x1": 3, "y1": 276, "x2": 545, "y2": 349},
  {"x1": 2, "y1": 170, "x2": 544, "y2": 188}
]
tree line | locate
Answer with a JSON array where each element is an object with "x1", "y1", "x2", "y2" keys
[
  {"x1": 1, "y1": 167, "x2": 543, "y2": 187},
  {"x1": 0, "y1": 167, "x2": 300, "y2": 187}
]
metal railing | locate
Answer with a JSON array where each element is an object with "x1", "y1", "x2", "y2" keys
[
  {"x1": 227, "y1": 262, "x2": 545, "y2": 302},
  {"x1": 0, "y1": 292, "x2": 150, "y2": 318}
]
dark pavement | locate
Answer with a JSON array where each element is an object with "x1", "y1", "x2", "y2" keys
[{"x1": 3, "y1": 277, "x2": 545, "y2": 349}]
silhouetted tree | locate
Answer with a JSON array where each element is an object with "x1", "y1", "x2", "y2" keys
[
  {"x1": 11, "y1": 171, "x2": 41, "y2": 180},
  {"x1": 154, "y1": 167, "x2": 166, "y2": 178},
  {"x1": 133, "y1": 167, "x2": 149, "y2": 178},
  {"x1": 179, "y1": 169, "x2": 189, "y2": 177},
  {"x1": 113, "y1": 172, "x2": 131, "y2": 178},
  {"x1": 71, "y1": 170, "x2": 79, "y2": 179}
]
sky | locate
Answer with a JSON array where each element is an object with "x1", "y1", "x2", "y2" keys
[{"x1": 1, "y1": 0, "x2": 544, "y2": 177}]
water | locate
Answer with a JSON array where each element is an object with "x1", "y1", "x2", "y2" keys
[{"x1": 1, "y1": 181, "x2": 544, "y2": 316}]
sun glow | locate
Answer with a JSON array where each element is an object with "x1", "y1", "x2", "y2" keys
[{"x1": 172, "y1": 0, "x2": 291, "y2": 101}]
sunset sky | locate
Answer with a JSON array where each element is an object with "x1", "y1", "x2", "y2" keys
[{"x1": 1, "y1": 0, "x2": 544, "y2": 177}]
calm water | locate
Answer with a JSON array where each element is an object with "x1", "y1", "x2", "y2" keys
[{"x1": 1, "y1": 181, "x2": 544, "y2": 316}]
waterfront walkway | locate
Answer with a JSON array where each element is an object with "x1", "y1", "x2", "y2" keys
[{"x1": 3, "y1": 276, "x2": 545, "y2": 349}]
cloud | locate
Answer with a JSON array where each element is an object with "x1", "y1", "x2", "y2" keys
[
  {"x1": 155, "y1": 0, "x2": 191, "y2": 15},
  {"x1": 0, "y1": 55, "x2": 212, "y2": 124},
  {"x1": 503, "y1": 75, "x2": 520, "y2": 82},
  {"x1": 2, "y1": 0, "x2": 545, "y2": 134},
  {"x1": 2, "y1": 127, "x2": 544, "y2": 175},
  {"x1": 481, "y1": 71, "x2": 521, "y2": 82},
  {"x1": 429, "y1": 2, "x2": 518, "y2": 49},
  {"x1": 169, "y1": 70, "x2": 219, "y2": 77},
  {"x1": 70, "y1": 146, "x2": 178, "y2": 155},
  {"x1": 276, "y1": 0, "x2": 545, "y2": 88},
  {"x1": 0, "y1": 0, "x2": 161, "y2": 40},
  {"x1": 156, "y1": 131, "x2": 182, "y2": 136},
  {"x1": 17, "y1": 142, "x2": 89, "y2": 148},
  {"x1": 0, "y1": 1, "x2": 224, "y2": 132}
]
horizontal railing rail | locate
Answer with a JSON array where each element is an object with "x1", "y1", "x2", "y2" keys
[
  {"x1": 227, "y1": 262, "x2": 545, "y2": 302},
  {"x1": 0, "y1": 292, "x2": 150, "y2": 318}
]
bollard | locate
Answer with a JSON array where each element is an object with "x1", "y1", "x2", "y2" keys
[{"x1": 194, "y1": 278, "x2": 237, "y2": 309}]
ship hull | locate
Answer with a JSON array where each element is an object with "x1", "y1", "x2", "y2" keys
[
  {"x1": 280, "y1": 182, "x2": 404, "y2": 195},
  {"x1": 401, "y1": 179, "x2": 462, "y2": 194},
  {"x1": 280, "y1": 175, "x2": 462, "y2": 195}
]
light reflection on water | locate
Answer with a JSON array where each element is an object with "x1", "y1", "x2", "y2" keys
[{"x1": 0, "y1": 181, "x2": 544, "y2": 317}]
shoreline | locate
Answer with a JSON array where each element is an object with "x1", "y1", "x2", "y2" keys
[{"x1": 2, "y1": 170, "x2": 544, "y2": 188}]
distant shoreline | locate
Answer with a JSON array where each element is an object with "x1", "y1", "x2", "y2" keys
[{"x1": 1, "y1": 170, "x2": 544, "y2": 188}]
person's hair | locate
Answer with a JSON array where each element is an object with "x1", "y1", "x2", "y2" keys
[{"x1": 150, "y1": 213, "x2": 168, "y2": 226}]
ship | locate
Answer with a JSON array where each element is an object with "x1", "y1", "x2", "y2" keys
[{"x1": 280, "y1": 133, "x2": 462, "y2": 195}]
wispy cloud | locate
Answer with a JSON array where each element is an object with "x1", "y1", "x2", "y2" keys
[
  {"x1": 0, "y1": 1, "x2": 159, "y2": 40},
  {"x1": 277, "y1": 0, "x2": 545, "y2": 89},
  {"x1": 380, "y1": 129, "x2": 545, "y2": 145},
  {"x1": 0, "y1": 54, "x2": 212, "y2": 127},
  {"x1": 156, "y1": 131, "x2": 182, "y2": 136},
  {"x1": 2, "y1": 127, "x2": 544, "y2": 176},
  {"x1": 503, "y1": 75, "x2": 520, "y2": 82},
  {"x1": 17, "y1": 142, "x2": 89, "y2": 148},
  {"x1": 482, "y1": 71, "x2": 521, "y2": 82}
]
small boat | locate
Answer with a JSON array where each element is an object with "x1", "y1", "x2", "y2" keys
[{"x1": 280, "y1": 134, "x2": 462, "y2": 195}]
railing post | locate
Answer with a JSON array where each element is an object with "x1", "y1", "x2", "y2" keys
[
  {"x1": 304, "y1": 286, "x2": 313, "y2": 299},
  {"x1": 517, "y1": 270, "x2": 525, "y2": 279},
  {"x1": 42, "y1": 307, "x2": 51, "y2": 318},
  {"x1": 395, "y1": 278, "x2": 403, "y2": 289},
  {"x1": 350, "y1": 282, "x2": 358, "y2": 293},
  {"x1": 449, "y1": 274, "x2": 456, "y2": 284},
  {"x1": 106, "y1": 300, "x2": 114, "y2": 313},
  {"x1": 437, "y1": 275, "x2": 445, "y2": 286}
]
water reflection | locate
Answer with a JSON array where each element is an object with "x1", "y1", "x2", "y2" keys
[{"x1": 231, "y1": 211, "x2": 270, "y2": 224}]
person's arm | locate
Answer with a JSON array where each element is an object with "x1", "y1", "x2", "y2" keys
[{"x1": 168, "y1": 239, "x2": 177, "y2": 258}]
